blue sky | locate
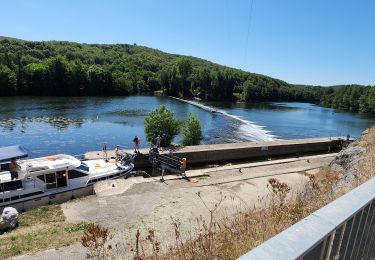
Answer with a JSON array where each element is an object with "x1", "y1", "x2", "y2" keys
[{"x1": 1, "y1": 0, "x2": 374, "y2": 86}]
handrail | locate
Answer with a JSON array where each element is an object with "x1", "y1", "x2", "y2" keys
[{"x1": 239, "y1": 177, "x2": 375, "y2": 260}]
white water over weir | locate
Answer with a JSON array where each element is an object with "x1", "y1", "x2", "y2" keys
[{"x1": 169, "y1": 96, "x2": 276, "y2": 142}]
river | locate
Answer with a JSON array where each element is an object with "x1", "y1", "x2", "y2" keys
[{"x1": 0, "y1": 96, "x2": 373, "y2": 157}]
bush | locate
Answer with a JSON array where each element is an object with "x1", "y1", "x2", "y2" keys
[
  {"x1": 181, "y1": 113, "x2": 203, "y2": 146},
  {"x1": 144, "y1": 105, "x2": 180, "y2": 146}
]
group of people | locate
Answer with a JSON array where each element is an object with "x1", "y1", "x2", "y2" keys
[
  {"x1": 102, "y1": 135, "x2": 162, "y2": 161},
  {"x1": 102, "y1": 134, "x2": 163, "y2": 161}
]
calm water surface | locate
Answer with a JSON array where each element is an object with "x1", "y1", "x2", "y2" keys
[{"x1": 0, "y1": 96, "x2": 373, "y2": 157}]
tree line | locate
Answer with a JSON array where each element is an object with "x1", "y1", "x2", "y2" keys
[{"x1": 0, "y1": 37, "x2": 374, "y2": 115}]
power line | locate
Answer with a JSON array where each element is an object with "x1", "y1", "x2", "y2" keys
[{"x1": 244, "y1": 0, "x2": 255, "y2": 67}]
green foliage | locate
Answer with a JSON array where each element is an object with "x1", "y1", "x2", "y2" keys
[
  {"x1": 0, "y1": 64, "x2": 16, "y2": 95},
  {"x1": 144, "y1": 105, "x2": 180, "y2": 146},
  {"x1": 319, "y1": 85, "x2": 375, "y2": 114},
  {"x1": 0, "y1": 37, "x2": 373, "y2": 115},
  {"x1": 64, "y1": 222, "x2": 91, "y2": 233},
  {"x1": 181, "y1": 113, "x2": 203, "y2": 146}
]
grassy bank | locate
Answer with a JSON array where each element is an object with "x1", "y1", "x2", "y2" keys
[{"x1": 0, "y1": 205, "x2": 89, "y2": 259}]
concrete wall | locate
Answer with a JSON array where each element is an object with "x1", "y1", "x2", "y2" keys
[{"x1": 85, "y1": 137, "x2": 344, "y2": 169}]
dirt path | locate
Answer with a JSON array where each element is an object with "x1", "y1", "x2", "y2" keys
[{"x1": 14, "y1": 154, "x2": 335, "y2": 259}]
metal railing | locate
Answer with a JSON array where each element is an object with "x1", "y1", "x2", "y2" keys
[{"x1": 239, "y1": 177, "x2": 375, "y2": 260}]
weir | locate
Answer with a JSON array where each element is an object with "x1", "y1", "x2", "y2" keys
[
  {"x1": 169, "y1": 96, "x2": 276, "y2": 141},
  {"x1": 84, "y1": 137, "x2": 346, "y2": 169}
]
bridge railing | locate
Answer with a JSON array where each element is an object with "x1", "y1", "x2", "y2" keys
[{"x1": 239, "y1": 177, "x2": 375, "y2": 260}]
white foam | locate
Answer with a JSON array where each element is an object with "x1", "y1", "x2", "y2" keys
[{"x1": 170, "y1": 97, "x2": 276, "y2": 141}]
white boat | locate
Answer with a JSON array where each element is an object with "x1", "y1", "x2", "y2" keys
[{"x1": 0, "y1": 145, "x2": 134, "y2": 211}]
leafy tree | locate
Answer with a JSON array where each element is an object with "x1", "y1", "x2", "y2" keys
[
  {"x1": 144, "y1": 105, "x2": 180, "y2": 146},
  {"x1": 0, "y1": 64, "x2": 17, "y2": 95},
  {"x1": 176, "y1": 58, "x2": 192, "y2": 97},
  {"x1": 181, "y1": 113, "x2": 203, "y2": 146}
]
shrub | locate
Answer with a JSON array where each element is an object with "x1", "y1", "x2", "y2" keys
[
  {"x1": 181, "y1": 113, "x2": 203, "y2": 146},
  {"x1": 144, "y1": 105, "x2": 180, "y2": 146}
]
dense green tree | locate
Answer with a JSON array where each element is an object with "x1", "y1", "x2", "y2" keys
[
  {"x1": 144, "y1": 105, "x2": 180, "y2": 146},
  {"x1": 24, "y1": 63, "x2": 48, "y2": 94},
  {"x1": 176, "y1": 58, "x2": 192, "y2": 97},
  {"x1": 181, "y1": 113, "x2": 203, "y2": 146},
  {"x1": 0, "y1": 64, "x2": 17, "y2": 95}
]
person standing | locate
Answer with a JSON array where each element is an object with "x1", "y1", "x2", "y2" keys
[
  {"x1": 133, "y1": 136, "x2": 141, "y2": 153},
  {"x1": 9, "y1": 158, "x2": 20, "y2": 181},
  {"x1": 115, "y1": 145, "x2": 121, "y2": 162},
  {"x1": 156, "y1": 134, "x2": 162, "y2": 148},
  {"x1": 102, "y1": 142, "x2": 108, "y2": 161}
]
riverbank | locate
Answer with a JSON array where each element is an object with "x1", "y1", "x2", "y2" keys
[
  {"x1": 0, "y1": 128, "x2": 372, "y2": 259},
  {"x1": 9, "y1": 152, "x2": 335, "y2": 259}
]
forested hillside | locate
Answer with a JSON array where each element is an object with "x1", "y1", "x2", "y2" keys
[
  {"x1": 0, "y1": 38, "x2": 319, "y2": 100},
  {"x1": 0, "y1": 37, "x2": 374, "y2": 114},
  {"x1": 320, "y1": 85, "x2": 375, "y2": 114}
]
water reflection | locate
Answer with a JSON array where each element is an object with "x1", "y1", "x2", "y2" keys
[
  {"x1": 0, "y1": 117, "x2": 85, "y2": 131},
  {"x1": 0, "y1": 96, "x2": 374, "y2": 158}
]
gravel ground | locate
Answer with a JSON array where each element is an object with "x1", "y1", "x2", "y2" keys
[{"x1": 14, "y1": 154, "x2": 335, "y2": 260}]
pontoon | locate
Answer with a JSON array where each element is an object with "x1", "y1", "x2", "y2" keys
[{"x1": 0, "y1": 145, "x2": 134, "y2": 211}]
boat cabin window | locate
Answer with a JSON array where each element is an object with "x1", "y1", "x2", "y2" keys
[
  {"x1": 0, "y1": 163, "x2": 10, "y2": 172},
  {"x1": 56, "y1": 171, "x2": 67, "y2": 188},
  {"x1": 77, "y1": 163, "x2": 89, "y2": 172},
  {"x1": 0, "y1": 180, "x2": 23, "y2": 192},
  {"x1": 45, "y1": 173, "x2": 57, "y2": 190},
  {"x1": 38, "y1": 171, "x2": 68, "y2": 190},
  {"x1": 68, "y1": 170, "x2": 88, "y2": 179}
]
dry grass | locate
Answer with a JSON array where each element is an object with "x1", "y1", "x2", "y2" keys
[
  {"x1": 0, "y1": 205, "x2": 90, "y2": 259},
  {"x1": 80, "y1": 126, "x2": 375, "y2": 260}
]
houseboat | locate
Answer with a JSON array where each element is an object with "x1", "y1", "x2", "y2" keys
[{"x1": 0, "y1": 145, "x2": 134, "y2": 212}]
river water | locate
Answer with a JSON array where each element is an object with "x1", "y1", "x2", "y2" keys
[{"x1": 0, "y1": 96, "x2": 373, "y2": 157}]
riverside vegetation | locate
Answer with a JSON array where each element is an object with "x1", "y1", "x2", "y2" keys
[
  {"x1": 78, "y1": 126, "x2": 375, "y2": 259},
  {"x1": 144, "y1": 105, "x2": 203, "y2": 146},
  {"x1": 0, "y1": 205, "x2": 90, "y2": 259},
  {"x1": 1, "y1": 37, "x2": 374, "y2": 115}
]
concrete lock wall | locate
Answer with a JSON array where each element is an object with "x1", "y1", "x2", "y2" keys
[
  {"x1": 124, "y1": 138, "x2": 343, "y2": 168},
  {"x1": 239, "y1": 176, "x2": 375, "y2": 260}
]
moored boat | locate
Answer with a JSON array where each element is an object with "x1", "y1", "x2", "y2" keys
[{"x1": 0, "y1": 145, "x2": 134, "y2": 211}]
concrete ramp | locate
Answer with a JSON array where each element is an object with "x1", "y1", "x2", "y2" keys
[{"x1": 94, "y1": 178, "x2": 139, "y2": 197}]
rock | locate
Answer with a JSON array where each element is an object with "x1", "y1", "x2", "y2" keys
[
  {"x1": 0, "y1": 207, "x2": 19, "y2": 231},
  {"x1": 361, "y1": 128, "x2": 370, "y2": 136},
  {"x1": 333, "y1": 145, "x2": 365, "y2": 170}
]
